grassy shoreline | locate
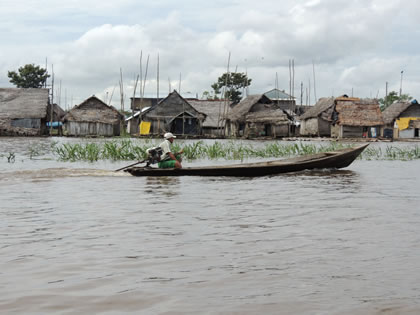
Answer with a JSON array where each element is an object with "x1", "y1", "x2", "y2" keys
[{"x1": 50, "y1": 140, "x2": 420, "y2": 162}]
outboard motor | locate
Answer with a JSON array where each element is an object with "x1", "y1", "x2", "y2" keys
[{"x1": 145, "y1": 147, "x2": 163, "y2": 167}]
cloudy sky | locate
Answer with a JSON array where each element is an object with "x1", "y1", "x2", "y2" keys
[{"x1": 1, "y1": 0, "x2": 419, "y2": 110}]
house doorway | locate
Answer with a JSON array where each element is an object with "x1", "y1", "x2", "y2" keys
[
  {"x1": 170, "y1": 114, "x2": 198, "y2": 135},
  {"x1": 264, "y1": 124, "x2": 271, "y2": 137}
]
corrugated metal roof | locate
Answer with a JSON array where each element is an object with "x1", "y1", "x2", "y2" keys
[{"x1": 264, "y1": 88, "x2": 294, "y2": 100}]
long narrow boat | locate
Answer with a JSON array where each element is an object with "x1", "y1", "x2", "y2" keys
[{"x1": 125, "y1": 143, "x2": 369, "y2": 177}]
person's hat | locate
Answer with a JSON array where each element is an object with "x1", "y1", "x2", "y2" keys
[{"x1": 164, "y1": 132, "x2": 176, "y2": 139}]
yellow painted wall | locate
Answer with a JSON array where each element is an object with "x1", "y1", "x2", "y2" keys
[{"x1": 395, "y1": 117, "x2": 420, "y2": 130}]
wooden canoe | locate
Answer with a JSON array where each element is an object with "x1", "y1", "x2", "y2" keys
[{"x1": 124, "y1": 143, "x2": 369, "y2": 177}]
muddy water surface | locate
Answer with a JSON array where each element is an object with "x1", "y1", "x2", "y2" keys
[{"x1": 1, "y1": 137, "x2": 420, "y2": 314}]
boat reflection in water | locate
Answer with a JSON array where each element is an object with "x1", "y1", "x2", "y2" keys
[{"x1": 144, "y1": 176, "x2": 181, "y2": 198}]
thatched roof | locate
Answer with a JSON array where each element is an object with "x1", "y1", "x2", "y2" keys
[
  {"x1": 245, "y1": 109, "x2": 291, "y2": 124},
  {"x1": 0, "y1": 88, "x2": 49, "y2": 119},
  {"x1": 143, "y1": 90, "x2": 205, "y2": 121},
  {"x1": 63, "y1": 96, "x2": 123, "y2": 124},
  {"x1": 189, "y1": 100, "x2": 227, "y2": 128},
  {"x1": 299, "y1": 97, "x2": 335, "y2": 120},
  {"x1": 51, "y1": 103, "x2": 66, "y2": 120},
  {"x1": 382, "y1": 101, "x2": 416, "y2": 124},
  {"x1": 335, "y1": 98, "x2": 383, "y2": 126},
  {"x1": 227, "y1": 94, "x2": 272, "y2": 122}
]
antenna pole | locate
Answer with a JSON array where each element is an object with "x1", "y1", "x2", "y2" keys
[{"x1": 399, "y1": 70, "x2": 404, "y2": 97}]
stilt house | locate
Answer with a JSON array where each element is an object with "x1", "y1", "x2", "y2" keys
[
  {"x1": 225, "y1": 94, "x2": 295, "y2": 138},
  {"x1": 264, "y1": 88, "x2": 296, "y2": 111},
  {"x1": 299, "y1": 96, "x2": 383, "y2": 138},
  {"x1": 382, "y1": 99, "x2": 420, "y2": 139},
  {"x1": 63, "y1": 96, "x2": 124, "y2": 136},
  {"x1": 0, "y1": 88, "x2": 56, "y2": 136},
  {"x1": 139, "y1": 90, "x2": 205, "y2": 136},
  {"x1": 188, "y1": 100, "x2": 228, "y2": 136},
  {"x1": 299, "y1": 97, "x2": 335, "y2": 137},
  {"x1": 330, "y1": 97, "x2": 383, "y2": 138}
]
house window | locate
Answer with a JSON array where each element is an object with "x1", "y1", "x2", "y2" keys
[{"x1": 415, "y1": 128, "x2": 419, "y2": 137}]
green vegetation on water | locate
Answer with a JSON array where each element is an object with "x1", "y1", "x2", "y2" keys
[{"x1": 50, "y1": 140, "x2": 420, "y2": 162}]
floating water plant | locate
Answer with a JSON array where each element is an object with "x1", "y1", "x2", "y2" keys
[
  {"x1": 7, "y1": 152, "x2": 15, "y2": 163},
  {"x1": 50, "y1": 140, "x2": 420, "y2": 162}
]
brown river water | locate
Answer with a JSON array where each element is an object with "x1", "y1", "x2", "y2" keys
[{"x1": 1, "y1": 137, "x2": 420, "y2": 314}]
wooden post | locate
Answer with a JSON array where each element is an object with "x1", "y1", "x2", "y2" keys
[
  {"x1": 308, "y1": 79, "x2": 311, "y2": 106},
  {"x1": 157, "y1": 53, "x2": 159, "y2": 104},
  {"x1": 139, "y1": 54, "x2": 150, "y2": 126},
  {"x1": 222, "y1": 52, "x2": 231, "y2": 133},
  {"x1": 132, "y1": 75, "x2": 139, "y2": 134},
  {"x1": 399, "y1": 71, "x2": 403, "y2": 97},
  {"x1": 289, "y1": 59, "x2": 291, "y2": 100},
  {"x1": 50, "y1": 64, "x2": 54, "y2": 136},
  {"x1": 119, "y1": 68, "x2": 125, "y2": 112},
  {"x1": 139, "y1": 51, "x2": 143, "y2": 107},
  {"x1": 312, "y1": 60, "x2": 317, "y2": 103},
  {"x1": 300, "y1": 81, "x2": 303, "y2": 106},
  {"x1": 108, "y1": 85, "x2": 116, "y2": 106},
  {"x1": 275, "y1": 72, "x2": 279, "y2": 106},
  {"x1": 292, "y1": 59, "x2": 295, "y2": 98}
]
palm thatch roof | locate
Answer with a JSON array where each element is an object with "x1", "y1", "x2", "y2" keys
[
  {"x1": 299, "y1": 97, "x2": 335, "y2": 120},
  {"x1": 382, "y1": 101, "x2": 416, "y2": 124},
  {"x1": 227, "y1": 94, "x2": 272, "y2": 122},
  {"x1": 189, "y1": 100, "x2": 227, "y2": 128},
  {"x1": 50, "y1": 103, "x2": 66, "y2": 120},
  {"x1": 0, "y1": 88, "x2": 49, "y2": 119},
  {"x1": 245, "y1": 109, "x2": 291, "y2": 124},
  {"x1": 63, "y1": 96, "x2": 123, "y2": 124},
  {"x1": 142, "y1": 90, "x2": 205, "y2": 121},
  {"x1": 335, "y1": 98, "x2": 383, "y2": 126}
]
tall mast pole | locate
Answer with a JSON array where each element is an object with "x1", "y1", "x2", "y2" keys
[
  {"x1": 50, "y1": 64, "x2": 54, "y2": 135},
  {"x1": 157, "y1": 53, "x2": 159, "y2": 103},
  {"x1": 312, "y1": 60, "x2": 317, "y2": 102}
]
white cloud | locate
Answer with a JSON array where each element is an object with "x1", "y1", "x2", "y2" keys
[{"x1": 1, "y1": 0, "x2": 419, "y2": 109}]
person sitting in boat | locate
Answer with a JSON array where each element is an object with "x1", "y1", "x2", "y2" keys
[{"x1": 158, "y1": 132, "x2": 183, "y2": 169}]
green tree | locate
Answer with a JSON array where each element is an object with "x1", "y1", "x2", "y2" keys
[
  {"x1": 7, "y1": 64, "x2": 50, "y2": 88},
  {"x1": 201, "y1": 90, "x2": 219, "y2": 100},
  {"x1": 378, "y1": 91, "x2": 412, "y2": 111},
  {"x1": 211, "y1": 72, "x2": 251, "y2": 104}
]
